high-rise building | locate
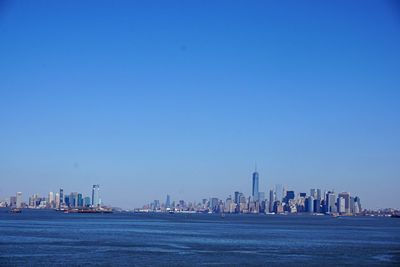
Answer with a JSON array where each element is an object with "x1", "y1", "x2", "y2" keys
[
  {"x1": 337, "y1": 197, "x2": 346, "y2": 213},
  {"x1": 234, "y1": 191, "x2": 240, "y2": 205},
  {"x1": 239, "y1": 194, "x2": 247, "y2": 213},
  {"x1": 354, "y1": 196, "x2": 362, "y2": 214},
  {"x1": 326, "y1": 192, "x2": 337, "y2": 213},
  {"x1": 283, "y1": 191, "x2": 295, "y2": 204},
  {"x1": 233, "y1": 193, "x2": 241, "y2": 213},
  {"x1": 283, "y1": 185, "x2": 287, "y2": 199},
  {"x1": 313, "y1": 199, "x2": 321, "y2": 213},
  {"x1": 269, "y1": 189, "x2": 274, "y2": 213},
  {"x1": 153, "y1": 200, "x2": 160, "y2": 210},
  {"x1": 252, "y1": 169, "x2": 259, "y2": 201},
  {"x1": 16, "y1": 192, "x2": 22, "y2": 208},
  {"x1": 48, "y1": 192, "x2": 54, "y2": 208},
  {"x1": 338, "y1": 192, "x2": 351, "y2": 213},
  {"x1": 202, "y1": 198, "x2": 208, "y2": 209},
  {"x1": 310, "y1": 189, "x2": 317, "y2": 199},
  {"x1": 210, "y1": 198, "x2": 219, "y2": 212},
  {"x1": 84, "y1": 197, "x2": 91, "y2": 207},
  {"x1": 305, "y1": 196, "x2": 314, "y2": 213},
  {"x1": 70, "y1": 192, "x2": 78, "y2": 207},
  {"x1": 10, "y1": 196, "x2": 16, "y2": 208},
  {"x1": 350, "y1": 197, "x2": 355, "y2": 213},
  {"x1": 55, "y1": 192, "x2": 60, "y2": 209},
  {"x1": 165, "y1": 195, "x2": 171, "y2": 209},
  {"x1": 64, "y1": 195, "x2": 70, "y2": 207},
  {"x1": 92, "y1": 184, "x2": 100, "y2": 207},
  {"x1": 59, "y1": 188, "x2": 64, "y2": 206},
  {"x1": 29, "y1": 194, "x2": 40, "y2": 208},
  {"x1": 273, "y1": 201, "x2": 283, "y2": 214},
  {"x1": 225, "y1": 196, "x2": 234, "y2": 213},
  {"x1": 77, "y1": 193, "x2": 83, "y2": 207}
]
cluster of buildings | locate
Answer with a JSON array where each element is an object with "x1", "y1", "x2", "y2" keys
[
  {"x1": 141, "y1": 169, "x2": 363, "y2": 215},
  {"x1": 0, "y1": 185, "x2": 102, "y2": 210},
  {"x1": 0, "y1": 170, "x2": 367, "y2": 215}
]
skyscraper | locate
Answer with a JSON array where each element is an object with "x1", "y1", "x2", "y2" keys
[
  {"x1": 153, "y1": 200, "x2": 160, "y2": 210},
  {"x1": 165, "y1": 194, "x2": 171, "y2": 209},
  {"x1": 48, "y1": 192, "x2": 54, "y2": 208},
  {"x1": 338, "y1": 192, "x2": 351, "y2": 214},
  {"x1": 92, "y1": 184, "x2": 100, "y2": 207},
  {"x1": 16, "y1": 192, "x2": 22, "y2": 208},
  {"x1": 239, "y1": 194, "x2": 247, "y2": 213},
  {"x1": 310, "y1": 189, "x2": 317, "y2": 199},
  {"x1": 283, "y1": 191, "x2": 295, "y2": 204},
  {"x1": 84, "y1": 197, "x2": 91, "y2": 207},
  {"x1": 234, "y1": 191, "x2": 240, "y2": 205},
  {"x1": 354, "y1": 197, "x2": 362, "y2": 214},
  {"x1": 337, "y1": 197, "x2": 346, "y2": 213},
  {"x1": 326, "y1": 192, "x2": 337, "y2": 213},
  {"x1": 269, "y1": 189, "x2": 274, "y2": 213},
  {"x1": 9, "y1": 196, "x2": 16, "y2": 208},
  {"x1": 55, "y1": 192, "x2": 60, "y2": 209},
  {"x1": 59, "y1": 188, "x2": 64, "y2": 207},
  {"x1": 210, "y1": 198, "x2": 219, "y2": 212},
  {"x1": 305, "y1": 196, "x2": 314, "y2": 213},
  {"x1": 70, "y1": 192, "x2": 78, "y2": 207},
  {"x1": 64, "y1": 195, "x2": 70, "y2": 207},
  {"x1": 252, "y1": 168, "x2": 259, "y2": 201},
  {"x1": 283, "y1": 186, "x2": 287, "y2": 201},
  {"x1": 77, "y1": 193, "x2": 83, "y2": 207},
  {"x1": 313, "y1": 198, "x2": 321, "y2": 213},
  {"x1": 350, "y1": 197, "x2": 355, "y2": 213}
]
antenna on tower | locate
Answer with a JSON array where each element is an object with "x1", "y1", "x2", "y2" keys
[{"x1": 255, "y1": 161, "x2": 257, "y2": 172}]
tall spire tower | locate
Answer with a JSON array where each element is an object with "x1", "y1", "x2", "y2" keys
[{"x1": 252, "y1": 163, "x2": 259, "y2": 201}]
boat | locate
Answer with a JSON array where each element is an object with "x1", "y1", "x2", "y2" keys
[
  {"x1": 391, "y1": 214, "x2": 400, "y2": 218},
  {"x1": 63, "y1": 208, "x2": 113, "y2": 214},
  {"x1": 10, "y1": 208, "x2": 22, "y2": 213}
]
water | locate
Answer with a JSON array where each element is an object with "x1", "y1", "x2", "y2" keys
[{"x1": 0, "y1": 209, "x2": 399, "y2": 266}]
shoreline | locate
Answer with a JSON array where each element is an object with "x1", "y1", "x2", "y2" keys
[{"x1": 0, "y1": 207, "x2": 396, "y2": 218}]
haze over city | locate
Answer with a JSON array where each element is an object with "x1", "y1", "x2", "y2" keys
[{"x1": 1, "y1": 1, "x2": 400, "y2": 210}]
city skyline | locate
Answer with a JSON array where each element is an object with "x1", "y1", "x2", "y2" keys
[
  {"x1": 1, "y1": 167, "x2": 369, "y2": 217},
  {"x1": 0, "y1": 168, "x2": 377, "y2": 211},
  {"x1": 0, "y1": 164, "x2": 398, "y2": 210},
  {"x1": 138, "y1": 168, "x2": 365, "y2": 215},
  {"x1": 0, "y1": 164, "x2": 396, "y2": 210},
  {"x1": 1, "y1": 1, "x2": 400, "y2": 210}
]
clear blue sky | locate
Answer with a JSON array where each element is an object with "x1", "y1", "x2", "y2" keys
[{"x1": 1, "y1": 1, "x2": 399, "y2": 209}]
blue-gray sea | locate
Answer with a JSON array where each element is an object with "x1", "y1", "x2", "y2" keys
[{"x1": 0, "y1": 209, "x2": 399, "y2": 266}]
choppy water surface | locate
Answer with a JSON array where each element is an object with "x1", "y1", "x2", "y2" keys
[{"x1": 0, "y1": 209, "x2": 399, "y2": 266}]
